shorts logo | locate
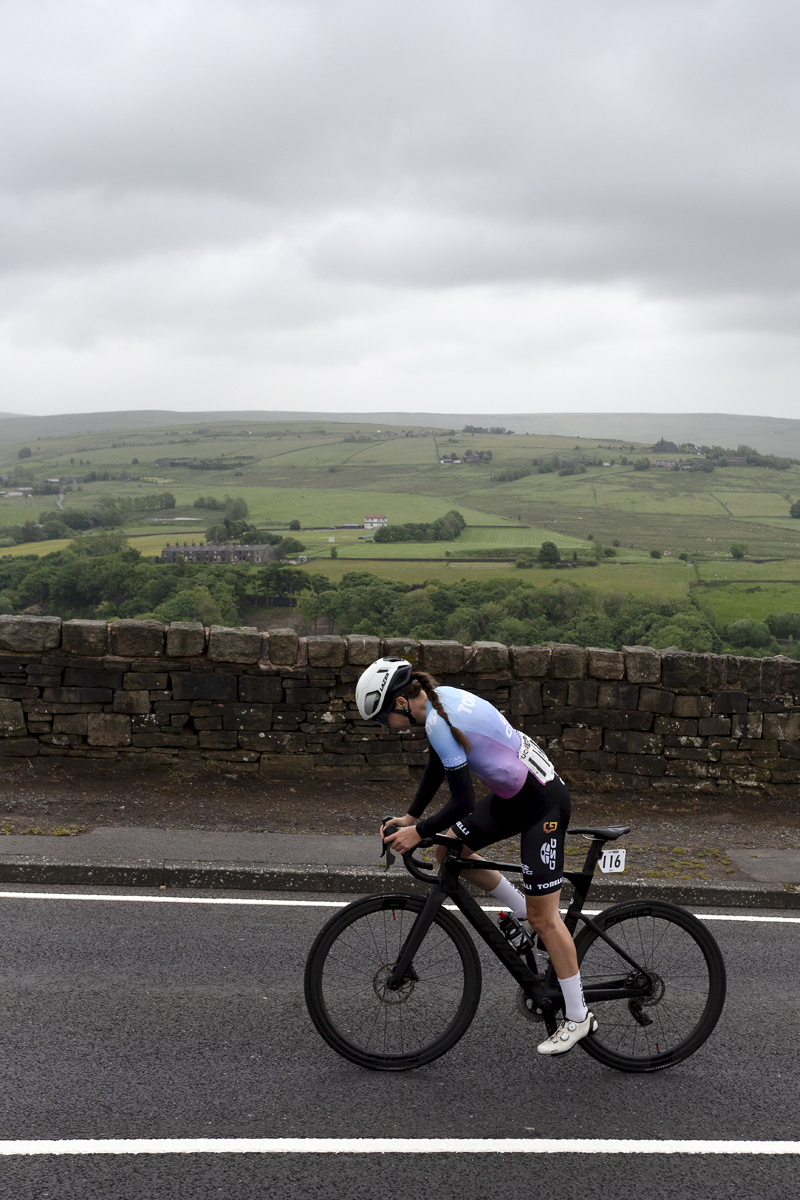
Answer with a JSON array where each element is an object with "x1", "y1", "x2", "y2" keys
[
  {"x1": 454, "y1": 821, "x2": 469, "y2": 837},
  {"x1": 540, "y1": 838, "x2": 557, "y2": 871},
  {"x1": 543, "y1": 821, "x2": 558, "y2": 833}
]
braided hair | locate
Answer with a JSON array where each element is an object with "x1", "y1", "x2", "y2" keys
[{"x1": 402, "y1": 671, "x2": 472, "y2": 752}]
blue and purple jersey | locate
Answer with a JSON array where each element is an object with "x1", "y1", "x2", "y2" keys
[{"x1": 425, "y1": 686, "x2": 528, "y2": 799}]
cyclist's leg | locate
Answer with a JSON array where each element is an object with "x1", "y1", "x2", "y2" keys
[
  {"x1": 519, "y1": 775, "x2": 579, "y2": 977},
  {"x1": 438, "y1": 792, "x2": 523, "y2": 893}
]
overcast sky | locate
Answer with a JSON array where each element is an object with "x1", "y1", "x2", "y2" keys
[{"x1": 1, "y1": 0, "x2": 799, "y2": 418}]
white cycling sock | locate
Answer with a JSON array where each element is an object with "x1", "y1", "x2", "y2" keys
[
  {"x1": 559, "y1": 971, "x2": 588, "y2": 1023},
  {"x1": 489, "y1": 876, "x2": 527, "y2": 919}
]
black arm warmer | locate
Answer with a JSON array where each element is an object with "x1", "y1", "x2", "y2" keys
[
  {"x1": 407, "y1": 750, "x2": 445, "y2": 818},
  {"x1": 414, "y1": 763, "x2": 475, "y2": 840}
]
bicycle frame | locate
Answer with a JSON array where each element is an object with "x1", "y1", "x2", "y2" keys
[{"x1": 385, "y1": 834, "x2": 655, "y2": 1035}]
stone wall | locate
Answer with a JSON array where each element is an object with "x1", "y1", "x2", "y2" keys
[{"x1": 0, "y1": 615, "x2": 798, "y2": 791}]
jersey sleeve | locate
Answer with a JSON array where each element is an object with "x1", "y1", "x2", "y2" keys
[{"x1": 425, "y1": 706, "x2": 468, "y2": 769}]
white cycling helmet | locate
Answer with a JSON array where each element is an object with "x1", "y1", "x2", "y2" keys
[{"x1": 355, "y1": 656, "x2": 413, "y2": 721}]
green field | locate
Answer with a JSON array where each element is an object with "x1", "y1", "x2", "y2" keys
[{"x1": 0, "y1": 416, "x2": 799, "y2": 627}]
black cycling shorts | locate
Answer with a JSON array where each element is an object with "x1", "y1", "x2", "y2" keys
[{"x1": 451, "y1": 773, "x2": 571, "y2": 896}]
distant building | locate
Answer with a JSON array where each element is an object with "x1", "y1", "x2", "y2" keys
[
  {"x1": 160, "y1": 543, "x2": 279, "y2": 564},
  {"x1": 364, "y1": 515, "x2": 387, "y2": 529}
]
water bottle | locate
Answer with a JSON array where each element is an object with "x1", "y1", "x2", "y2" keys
[{"x1": 498, "y1": 911, "x2": 533, "y2": 954}]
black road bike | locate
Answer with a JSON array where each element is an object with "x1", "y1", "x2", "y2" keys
[{"x1": 304, "y1": 822, "x2": 726, "y2": 1073}]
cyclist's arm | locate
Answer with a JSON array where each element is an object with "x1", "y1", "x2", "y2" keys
[
  {"x1": 414, "y1": 764, "x2": 475, "y2": 839},
  {"x1": 407, "y1": 750, "x2": 445, "y2": 820}
]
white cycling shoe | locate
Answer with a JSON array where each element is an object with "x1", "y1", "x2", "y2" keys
[{"x1": 537, "y1": 1013, "x2": 598, "y2": 1056}]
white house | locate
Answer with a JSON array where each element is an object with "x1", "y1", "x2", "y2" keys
[{"x1": 364, "y1": 515, "x2": 388, "y2": 529}]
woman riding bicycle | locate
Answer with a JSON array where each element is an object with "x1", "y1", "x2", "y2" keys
[{"x1": 355, "y1": 656, "x2": 597, "y2": 1056}]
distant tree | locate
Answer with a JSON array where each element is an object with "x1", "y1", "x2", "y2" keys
[
  {"x1": 730, "y1": 543, "x2": 747, "y2": 560},
  {"x1": 612, "y1": 539, "x2": 621, "y2": 546},
  {"x1": 330, "y1": 546, "x2": 338, "y2": 559},
  {"x1": 790, "y1": 500, "x2": 800, "y2": 518},
  {"x1": 765, "y1": 611, "x2": 800, "y2": 639},
  {"x1": 649, "y1": 549, "x2": 662, "y2": 558},
  {"x1": 633, "y1": 457, "x2": 651, "y2": 471},
  {"x1": 515, "y1": 555, "x2": 534, "y2": 569},
  {"x1": 18, "y1": 447, "x2": 32, "y2": 459},
  {"x1": 131, "y1": 458, "x2": 139, "y2": 465},
  {"x1": 538, "y1": 541, "x2": 560, "y2": 566},
  {"x1": 275, "y1": 536, "x2": 306, "y2": 557},
  {"x1": 289, "y1": 519, "x2": 301, "y2": 530}
]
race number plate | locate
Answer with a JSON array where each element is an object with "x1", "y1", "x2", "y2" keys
[{"x1": 598, "y1": 848, "x2": 626, "y2": 874}]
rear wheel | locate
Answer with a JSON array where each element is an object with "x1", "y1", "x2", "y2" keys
[
  {"x1": 575, "y1": 900, "x2": 726, "y2": 1072},
  {"x1": 304, "y1": 893, "x2": 481, "y2": 1070}
]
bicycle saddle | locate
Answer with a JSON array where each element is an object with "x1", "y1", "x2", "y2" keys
[{"x1": 567, "y1": 825, "x2": 630, "y2": 841}]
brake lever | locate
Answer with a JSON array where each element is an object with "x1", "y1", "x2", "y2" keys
[{"x1": 380, "y1": 815, "x2": 398, "y2": 870}]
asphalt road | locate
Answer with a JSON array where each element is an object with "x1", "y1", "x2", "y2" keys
[{"x1": 0, "y1": 886, "x2": 797, "y2": 1200}]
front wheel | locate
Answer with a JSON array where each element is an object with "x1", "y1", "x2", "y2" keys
[
  {"x1": 575, "y1": 899, "x2": 726, "y2": 1072},
  {"x1": 304, "y1": 893, "x2": 481, "y2": 1070}
]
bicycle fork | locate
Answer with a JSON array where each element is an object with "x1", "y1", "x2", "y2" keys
[{"x1": 386, "y1": 887, "x2": 448, "y2": 990}]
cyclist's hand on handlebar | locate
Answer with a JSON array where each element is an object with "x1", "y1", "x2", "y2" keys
[
  {"x1": 381, "y1": 814, "x2": 415, "y2": 838},
  {"x1": 383, "y1": 823, "x2": 422, "y2": 855}
]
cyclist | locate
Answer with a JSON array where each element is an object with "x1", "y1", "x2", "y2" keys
[{"x1": 356, "y1": 656, "x2": 597, "y2": 1056}]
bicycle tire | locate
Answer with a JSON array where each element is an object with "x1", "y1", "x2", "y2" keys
[
  {"x1": 574, "y1": 899, "x2": 726, "y2": 1072},
  {"x1": 304, "y1": 893, "x2": 481, "y2": 1070}
]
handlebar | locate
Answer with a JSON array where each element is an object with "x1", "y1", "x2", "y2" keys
[{"x1": 379, "y1": 818, "x2": 525, "y2": 880}]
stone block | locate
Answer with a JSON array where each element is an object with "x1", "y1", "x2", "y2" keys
[
  {"x1": 587, "y1": 648, "x2": 625, "y2": 680},
  {"x1": 604, "y1": 730, "x2": 663, "y2": 754},
  {"x1": 778, "y1": 658, "x2": 800, "y2": 694},
  {"x1": 87, "y1": 713, "x2": 131, "y2": 747},
  {"x1": 764, "y1": 712, "x2": 800, "y2": 742},
  {"x1": 113, "y1": 690, "x2": 151, "y2": 715},
  {"x1": 713, "y1": 691, "x2": 749, "y2": 714},
  {"x1": 43, "y1": 686, "x2": 113, "y2": 703},
  {"x1": 0, "y1": 699, "x2": 26, "y2": 736},
  {"x1": 548, "y1": 706, "x2": 654, "y2": 732},
  {"x1": 731, "y1": 712, "x2": 763, "y2": 739},
  {"x1": 638, "y1": 687, "x2": 674, "y2": 715},
  {"x1": 132, "y1": 730, "x2": 197, "y2": 748},
  {"x1": 382, "y1": 638, "x2": 420, "y2": 663},
  {"x1": 565, "y1": 680, "x2": 597, "y2": 708},
  {"x1": 345, "y1": 635, "x2": 381, "y2": 666},
  {"x1": 305, "y1": 635, "x2": 347, "y2": 668},
  {"x1": 741, "y1": 738, "x2": 777, "y2": 756},
  {"x1": 166, "y1": 622, "x2": 206, "y2": 657},
  {"x1": 587, "y1": 680, "x2": 638, "y2": 710},
  {"x1": 419, "y1": 640, "x2": 466, "y2": 675},
  {"x1": 542, "y1": 681, "x2": 569, "y2": 707},
  {"x1": 110, "y1": 620, "x2": 165, "y2": 658},
  {"x1": 562, "y1": 727, "x2": 602, "y2": 752},
  {"x1": 0, "y1": 615, "x2": 61, "y2": 654},
  {"x1": 509, "y1": 681, "x2": 542, "y2": 717},
  {"x1": 780, "y1": 742, "x2": 800, "y2": 760},
  {"x1": 238, "y1": 675, "x2": 282, "y2": 703},
  {"x1": 579, "y1": 751, "x2": 617, "y2": 771},
  {"x1": 171, "y1": 672, "x2": 238, "y2": 702},
  {"x1": 193, "y1": 717, "x2": 222, "y2": 730},
  {"x1": 616, "y1": 753, "x2": 667, "y2": 776},
  {"x1": 548, "y1": 645, "x2": 587, "y2": 680},
  {"x1": 246, "y1": 732, "x2": 307, "y2": 753},
  {"x1": 271, "y1": 712, "x2": 304, "y2": 730},
  {"x1": 0, "y1": 736, "x2": 39, "y2": 756},
  {"x1": 52, "y1": 715, "x2": 88, "y2": 736},
  {"x1": 509, "y1": 646, "x2": 551, "y2": 677},
  {"x1": 698, "y1": 716, "x2": 731, "y2": 736},
  {"x1": 61, "y1": 620, "x2": 108, "y2": 657},
  {"x1": 64, "y1": 668, "x2": 124, "y2": 689},
  {"x1": 267, "y1": 628, "x2": 299, "y2": 666},
  {"x1": 661, "y1": 652, "x2": 711, "y2": 691},
  {"x1": 0, "y1": 684, "x2": 45, "y2": 700},
  {"x1": 665, "y1": 761, "x2": 709, "y2": 778},
  {"x1": 654, "y1": 716, "x2": 698, "y2": 737},
  {"x1": 208, "y1": 625, "x2": 262, "y2": 664},
  {"x1": 673, "y1": 694, "x2": 712, "y2": 718},
  {"x1": 198, "y1": 731, "x2": 238, "y2": 749},
  {"x1": 223, "y1": 703, "x2": 273, "y2": 731},
  {"x1": 623, "y1": 646, "x2": 661, "y2": 684},
  {"x1": 124, "y1": 671, "x2": 169, "y2": 690}
]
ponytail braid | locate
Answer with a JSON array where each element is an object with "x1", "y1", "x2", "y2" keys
[{"x1": 404, "y1": 671, "x2": 472, "y2": 753}]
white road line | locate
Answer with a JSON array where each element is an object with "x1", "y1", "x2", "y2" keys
[
  {"x1": 0, "y1": 1137, "x2": 798, "y2": 1156},
  {"x1": 0, "y1": 891, "x2": 798, "y2": 921}
]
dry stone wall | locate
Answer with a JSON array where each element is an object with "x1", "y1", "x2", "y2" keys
[{"x1": 0, "y1": 615, "x2": 798, "y2": 791}]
